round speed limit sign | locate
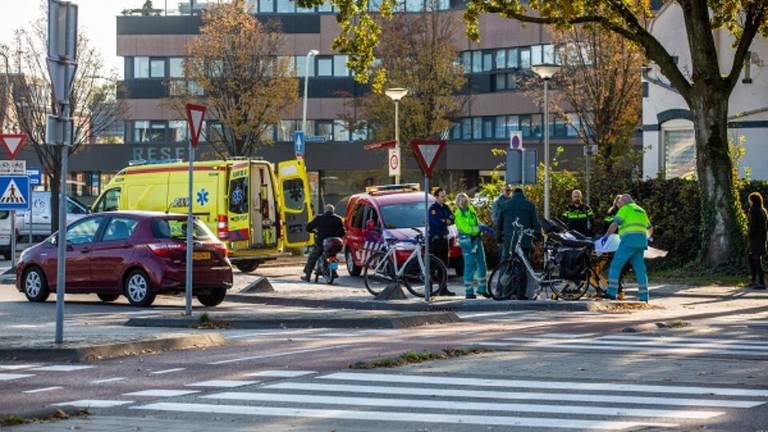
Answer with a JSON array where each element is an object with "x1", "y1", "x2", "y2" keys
[{"x1": 388, "y1": 148, "x2": 400, "y2": 177}]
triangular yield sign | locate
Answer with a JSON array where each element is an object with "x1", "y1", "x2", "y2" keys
[
  {"x1": 0, "y1": 179, "x2": 26, "y2": 204},
  {"x1": 410, "y1": 139, "x2": 446, "y2": 177},
  {"x1": 185, "y1": 103, "x2": 207, "y2": 148},
  {"x1": 0, "y1": 134, "x2": 26, "y2": 159}
]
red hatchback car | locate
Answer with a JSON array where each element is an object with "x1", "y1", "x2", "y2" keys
[
  {"x1": 343, "y1": 184, "x2": 462, "y2": 276},
  {"x1": 16, "y1": 211, "x2": 233, "y2": 307}
]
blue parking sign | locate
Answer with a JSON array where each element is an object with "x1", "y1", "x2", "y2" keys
[
  {"x1": 26, "y1": 168, "x2": 41, "y2": 186},
  {"x1": 0, "y1": 176, "x2": 30, "y2": 210}
]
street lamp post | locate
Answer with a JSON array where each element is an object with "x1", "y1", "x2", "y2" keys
[
  {"x1": 301, "y1": 50, "x2": 319, "y2": 134},
  {"x1": 531, "y1": 63, "x2": 561, "y2": 220},
  {"x1": 384, "y1": 87, "x2": 408, "y2": 184}
]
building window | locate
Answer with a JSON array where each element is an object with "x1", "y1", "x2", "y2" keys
[
  {"x1": 482, "y1": 52, "x2": 493, "y2": 72},
  {"x1": 461, "y1": 52, "x2": 471, "y2": 73},
  {"x1": 134, "y1": 57, "x2": 149, "y2": 78},
  {"x1": 519, "y1": 115, "x2": 531, "y2": 137},
  {"x1": 169, "y1": 58, "x2": 184, "y2": 79},
  {"x1": 506, "y1": 73, "x2": 519, "y2": 90},
  {"x1": 259, "y1": 0, "x2": 274, "y2": 12},
  {"x1": 663, "y1": 128, "x2": 696, "y2": 178},
  {"x1": 531, "y1": 45, "x2": 543, "y2": 66},
  {"x1": 295, "y1": 56, "x2": 315, "y2": 78},
  {"x1": 495, "y1": 49, "x2": 506, "y2": 70},
  {"x1": 493, "y1": 73, "x2": 506, "y2": 92},
  {"x1": 482, "y1": 118, "x2": 493, "y2": 139},
  {"x1": 461, "y1": 118, "x2": 472, "y2": 140},
  {"x1": 316, "y1": 57, "x2": 333, "y2": 76},
  {"x1": 494, "y1": 116, "x2": 506, "y2": 139},
  {"x1": 472, "y1": 117, "x2": 482, "y2": 140},
  {"x1": 150, "y1": 58, "x2": 166, "y2": 78},
  {"x1": 276, "y1": 0, "x2": 294, "y2": 12},
  {"x1": 316, "y1": 121, "x2": 333, "y2": 140},
  {"x1": 278, "y1": 120, "x2": 297, "y2": 141},
  {"x1": 543, "y1": 44, "x2": 555, "y2": 64},
  {"x1": 168, "y1": 120, "x2": 187, "y2": 142},
  {"x1": 333, "y1": 55, "x2": 349, "y2": 77},
  {"x1": 531, "y1": 114, "x2": 543, "y2": 138},
  {"x1": 334, "y1": 120, "x2": 349, "y2": 142},
  {"x1": 507, "y1": 48, "x2": 518, "y2": 69},
  {"x1": 506, "y1": 115, "x2": 520, "y2": 133},
  {"x1": 472, "y1": 51, "x2": 482, "y2": 73},
  {"x1": 318, "y1": 1, "x2": 333, "y2": 12},
  {"x1": 134, "y1": 121, "x2": 165, "y2": 144},
  {"x1": 519, "y1": 48, "x2": 531, "y2": 69},
  {"x1": 405, "y1": 0, "x2": 422, "y2": 11},
  {"x1": 451, "y1": 122, "x2": 461, "y2": 140},
  {"x1": 566, "y1": 113, "x2": 580, "y2": 137}
]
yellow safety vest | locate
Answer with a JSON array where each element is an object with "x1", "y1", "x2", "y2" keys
[{"x1": 616, "y1": 203, "x2": 651, "y2": 237}]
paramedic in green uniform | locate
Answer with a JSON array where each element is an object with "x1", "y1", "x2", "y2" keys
[{"x1": 603, "y1": 194, "x2": 653, "y2": 302}]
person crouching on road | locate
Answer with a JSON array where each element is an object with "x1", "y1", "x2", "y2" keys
[
  {"x1": 562, "y1": 189, "x2": 594, "y2": 237},
  {"x1": 748, "y1": 192, "x2": 767, "y2": 290},
  {"x1": 454, "y1": 193, "x2": 490, "y2": 299},
  {"x1": 603, "y1": 194, "x2": 653, "y2": 302},
  {"x1": 429, "y1": 187, "x2": 455, "y2": 296},
  {"x1": 302, "y1": 204, "x2": 345, "y2": 282}
]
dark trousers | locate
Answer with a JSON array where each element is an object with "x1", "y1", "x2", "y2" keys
[
  {"x1": 303, "y1": 243, "x2": 323, "y2": 277},
  {"x1": 750, "y1": 254, "x2": 765, "y2": 285}
]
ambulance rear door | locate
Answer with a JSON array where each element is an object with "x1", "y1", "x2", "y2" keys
[
  {"x1": 277, "y1": 159, "x2": 313, "y2": 248},
  {"x1": 226, "y1": 161, "x2": 251, "y2": 250}
]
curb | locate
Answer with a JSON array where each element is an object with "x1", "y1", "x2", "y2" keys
[
  {"x1": 226, "y1": 294, "x2": 651, "y2": 313},
  {"x1": 125, "y1": 312, "x2": 460, "y2": 329},
  {"x1": 0, "y1": 333, "x2": 227, "y2": 362}
]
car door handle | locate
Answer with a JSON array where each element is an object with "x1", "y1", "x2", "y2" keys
[{"x1": 81, "y1": 247, "x2": 91, "y2": 254}]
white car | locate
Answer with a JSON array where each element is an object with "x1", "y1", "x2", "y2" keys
[{"x1": 0, "y1": 192, "x2": 89, "y2": 259}]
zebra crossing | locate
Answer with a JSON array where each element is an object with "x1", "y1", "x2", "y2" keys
[
  {"x1": 131, "y1": 370, "x2": 768, "y2": 430},
  {"x1": 478, "y1": 333, "x2": 768, "y2": 358}
]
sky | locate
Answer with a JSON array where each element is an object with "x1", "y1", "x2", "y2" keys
[{"x1": 0, "y1": 0, "x2": 147, "y2": 78}]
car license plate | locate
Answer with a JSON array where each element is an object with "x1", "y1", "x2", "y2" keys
[
  {"x1": 329, "y1": 262, "x2": 338, "y2": 270},
  {"x1": 193, "y1": 251, "x2": 211, "y2": 260}
]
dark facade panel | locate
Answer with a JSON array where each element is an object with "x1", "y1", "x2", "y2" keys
[
  {"x1": 117, "y1": 15, "x2": 320, "y2": 35},
  {"x1": 119, "y1": 79, "x2": 169, "y2": 99}
]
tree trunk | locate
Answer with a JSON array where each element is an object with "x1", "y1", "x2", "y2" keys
[{"x1": 689, "y1": 91, "x2": 746, "y2": 267}]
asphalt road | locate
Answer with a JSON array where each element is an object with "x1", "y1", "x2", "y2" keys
[{"x1": 2, "y1": 264, "x2": 768, "y2": 431}]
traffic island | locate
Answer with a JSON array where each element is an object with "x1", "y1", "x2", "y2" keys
[
  {"x1": 125, "y1": 309, "x2": 460, "y2": 330},
  {"x1": 0, "y1": 332, "x2": 227, "y2": 362}
]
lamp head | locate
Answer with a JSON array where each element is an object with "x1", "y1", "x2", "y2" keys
[
  {"x1": 308, "y1": 49, "x2": 319, "y2": 56},
  {"x1": 384, "y1": 87, "x2": 409, "y2": 101},
  {"x1": 531, "y1": 63, "x2": 561, "y2": 80}
]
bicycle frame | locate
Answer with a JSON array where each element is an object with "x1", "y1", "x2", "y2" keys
[
  {"x1": 507, "y1": 220, "x2": 562, "y2": 297},
  {"x1": 373, "y1": 239, "x2": 426, "y2": 280}
]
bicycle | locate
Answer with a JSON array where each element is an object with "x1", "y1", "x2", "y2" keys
[
  {"x1": 487, "y1": 219, "x2": 581, "y2": 301},
  {"x1": 363, "y1": 228, "x2": 447, "y2": 298},
  {"x1": 314, "y1": 237, "x2": 343, "y2": 285}
]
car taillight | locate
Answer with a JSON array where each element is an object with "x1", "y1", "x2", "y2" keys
[
  {"x1": 217, "y1": 215, "x2": 228, "y2": 240},
  {"x1": 147, "y1": 242, "x2": 185, "y2": 257},
  {"x1": 212, "y1": 241, "x2": 228, "y2": 258}
]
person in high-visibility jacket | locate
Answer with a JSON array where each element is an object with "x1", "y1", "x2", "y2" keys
[
  {"x1": 602, "y1": 194, "x2": 653, "y2": 302},
  {"x1": 454, "y1": 193, "x2": 492, "y2": 299}
]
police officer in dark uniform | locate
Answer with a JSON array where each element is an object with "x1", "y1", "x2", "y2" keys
[
  {"x1": 561, "y1": 189, "x2": 594, "y2": 237},
  {"x1": 302, "y1": 204, "x2": 345, "y2": 282},
  {"x1": 429, "y1": 187, "x2": 455, "y2": 296}
]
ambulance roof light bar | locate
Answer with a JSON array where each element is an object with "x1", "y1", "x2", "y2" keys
[
  {"x1": 128, "y1": 159, "x2": 183, "y2": 166},
  {"x1": 366, "y1": 183, "x2": 421, "y2": 194}
]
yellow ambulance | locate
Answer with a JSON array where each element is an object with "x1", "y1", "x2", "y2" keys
[{"x1": 91, "y1": 158, "x2": 314, "y2": 272}]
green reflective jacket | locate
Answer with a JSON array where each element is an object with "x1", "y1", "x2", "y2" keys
[{"x1": 454, "y1": 206, "x2": 480, "y2": 237}]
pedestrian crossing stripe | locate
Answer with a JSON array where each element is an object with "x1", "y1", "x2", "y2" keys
[{"x1": 0, "y1": 179, "x2": 25, "y2": 204}]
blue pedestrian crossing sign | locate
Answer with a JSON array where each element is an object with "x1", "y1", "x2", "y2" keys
[
  {"x1": 294, "y1": 130, "x2": 305, "y2": 159},
  {"x1": 0, "y1": 176, "x2": 30, "y2": 210}
]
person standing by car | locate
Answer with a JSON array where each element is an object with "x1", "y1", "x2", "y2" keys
[
  {"x1": 748, "y1": 192, "x2": 767, "y2": 289},
  {"x1": 562, "y1": 189, "x2": 594, "y2": 237},
  {"x1": 454, "y1": 193, "x2": 489, "y2": 299},
  {"x1": 497, "y1": 188, "x2": 541, "y2": 300},
  {"x1": 302, "y1": 204, "x2": 345, "y2": 282},
  {"x1": 429, "y1": 187, "x2": 455, "y2": 296},
  {"x1": 603, "y1": 194, "x2": 652, "y2": 302}
]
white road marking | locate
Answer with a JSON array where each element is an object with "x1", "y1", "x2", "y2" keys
[
  {"x1": 185, "y1": 380, "x2": 257, "y2": 388},
  {"x1": 246, "y1": 370, "x2": 316, "y2": 378},
  {"x1": 208, "y1": 345, "x2": 352, "y2": 365},
  {"x1": 320, "y1": 372, "x2": 768, "y2": 397},
  {"x1": 52, "y1": 399, "x2": 133, "y2": 408},
  {"x1": 0, "y1": 364, "x2": 39, "y2": 370},
  {"x1": 91, "y1": 377, "x2": 126, "y2": 384},
  {"x1": 598, "y1": 335, "x2": 768, "y2": 347},
  {"x1": 204, "y1": 391, "x2": 722, "y2": 419},
  {"x1": 0, "y1": 373, "x2": 33, "y2": 381},
  {"x1": 23, "y1": 386, "x2": 62, "y2": 394},
  {"x1": 32, "y1": 365, "x2": 94, "y2": 372},
  {"x1": 124, "y1": 389, "x2": 200, "y2": 397},
  {"x1": 134, "y1": 402, "x2": 675, "y2": 430},
  {"x1": 457, "y1": 311, "x2": 529, "y2": 319},
  {"x1": 151, "y1": 368, "x2": 186, "y2": 375},
  {"x1": 266, "y1": 382, "x2": 763, "y2": 409}
]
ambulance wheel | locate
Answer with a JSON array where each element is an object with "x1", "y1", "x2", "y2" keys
[
  {"x1": 345, "y1": 248, "x2": 361, "y2": 277},
  {"x1": 235, "y1": 261, "x2": 260, "y2": 273}
]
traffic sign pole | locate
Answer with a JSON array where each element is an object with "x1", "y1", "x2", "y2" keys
[{"x1": 184, "y1": 103, "x2": 206, "y2": 317}]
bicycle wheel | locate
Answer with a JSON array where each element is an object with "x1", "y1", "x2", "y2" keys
[
  {"x1": 403, "y1": 255, "x2": 444, "y2": 298},
  {"x1": 321, "y1": 259, "x2": 335, "y2": 285},
  {"x1": 363, "y1": 251, "x2": 401, "y2": 296},
  {"x1": 488, "y1": 259, "x2": 522, "y2": 301},
  {"x1": 541, "y1": 264, "x2": 588, "y2": 301}
]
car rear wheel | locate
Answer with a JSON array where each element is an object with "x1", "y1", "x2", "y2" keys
[
  {"x1": 197, "y1": 287, "x2": 227, "y2": 307},
  {"x1": 23, "y1": 267, "x2": 50, "y2": 303},
  {"x1": 235, "y1": 260, "x2": 259, "y2": 273},
  {"x1": 124, "y1": 269, "x2": 155, "y2": 307},
  {"x1": 97, "y1": 293, "x2": 120, "y2": 302},
  {"x1": 345, "y1": 248, "x2": 361, "y2": 276}
]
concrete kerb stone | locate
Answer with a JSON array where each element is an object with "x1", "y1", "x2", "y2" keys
[
  {"x1": 125, "y1": 312, "x2": 460, "y2": 329},
  {"x1": 0, "y1": 333, "x2": 227, "y2": 362},
  {"x1": 226, "y1": 293, "x2": 654, "y2": 313}
]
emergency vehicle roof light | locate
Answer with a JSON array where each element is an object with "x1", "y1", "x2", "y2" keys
[
  {"x1": 366, "y1": 183, "x2": 421, "y2": 194},
  {"x1": 128, "y1": 159, "x2": 183, "y2": 166}
]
